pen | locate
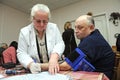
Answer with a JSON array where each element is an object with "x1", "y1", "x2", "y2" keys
[{"x1": 33, "y1": 58, "x2": 37, "y2": 63}]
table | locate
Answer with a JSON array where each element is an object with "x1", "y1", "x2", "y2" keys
[
  {"x1": 59, "y1": 71, "x2": 109, "y2": 80},
  {"x1": 0, "y1": 65, "x2": 109, "y2": 80}
]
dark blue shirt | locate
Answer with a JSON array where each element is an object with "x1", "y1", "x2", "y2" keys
[{"x1": 78, "y1": 29, "x2": 115, "y2": 80}]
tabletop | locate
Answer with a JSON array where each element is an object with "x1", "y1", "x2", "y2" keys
[{"x1": 0, "y1": 65, "x2": 109, "y2": 80}]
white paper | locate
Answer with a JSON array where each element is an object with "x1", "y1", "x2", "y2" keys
[
  {"x1": 0, "y1": 74, "x2": 5, "y2": 79},
  {"x1": 1, "y1": 71, "x2": 73, "y2": 80}
]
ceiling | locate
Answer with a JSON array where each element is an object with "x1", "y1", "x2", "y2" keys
[{"x1": 0, "y1": 0, "x2": 81, "y2": 14}]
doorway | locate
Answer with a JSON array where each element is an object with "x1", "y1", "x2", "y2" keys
[{"x1": 93, "y1": 13, "x2": 109, "y2": 42}]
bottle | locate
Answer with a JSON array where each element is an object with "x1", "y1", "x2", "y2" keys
[{"x1": 5, "y1": 69, "x2": 22, "y2": 75}]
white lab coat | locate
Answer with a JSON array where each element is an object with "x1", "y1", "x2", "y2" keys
[{"x1": 17, "y1": 22, "x2": 65, "y2": 68}]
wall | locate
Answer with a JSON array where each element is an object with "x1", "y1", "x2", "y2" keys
[
  {"x1": 51, "y1": 0, "x2": 120, "y2": 46},
  {"x1": 0, "y1": 0, "x2": 120, "y2": 46},
  {"x1": 0, "y1": 4, "x2": 30, "y2": 45}
]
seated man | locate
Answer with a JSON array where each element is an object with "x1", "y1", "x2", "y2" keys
[
  {"x1": 0, "y1": 43, "x2": 8, "y2": 57},
  {"x1": 0, "y1": 43, "x2": 8, "y2": 64},
  {"x1": 40, "y1": 15, "x2": 115, "y2": 80}
]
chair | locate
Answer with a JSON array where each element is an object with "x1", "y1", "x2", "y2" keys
[
  {"x1": 112, "y1": 51, "x2": 120, "y2": 80},
  {"x1": 117, "y1": 60, "x2": 120, "y2": 80},
  {"x1": 112, "y1": 45, "x2": 117, "y2": 52}
]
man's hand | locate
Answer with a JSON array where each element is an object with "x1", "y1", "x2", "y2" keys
[
  {"x1": 29, "y1": 62, "x2": 41, "y2": 74},
  {"x1": 49, "y1": 53, "x2": 59, "y2": 75}
]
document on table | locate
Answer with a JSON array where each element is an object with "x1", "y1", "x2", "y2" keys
[
  {"x1": 0, "y1": 74, "x2": 5, "y2": 79},
  {"x1": 1, "y1": 71, "x2": 73, "y2": 80}
]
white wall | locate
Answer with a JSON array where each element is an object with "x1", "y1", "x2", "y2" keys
[
  {"x1": 0, "y1": 4, "x2": 30, "y2": 45},
  {"x1": 0, "y1": 0, "x2": 120, "y2": 46},
  {"x1": 51, "y1": 0, "x2": 120, "y2": 46}
]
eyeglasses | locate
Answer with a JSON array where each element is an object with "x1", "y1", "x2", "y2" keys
[{"x1": 33, "y1": 17, "x2": 48, "y2": 24}]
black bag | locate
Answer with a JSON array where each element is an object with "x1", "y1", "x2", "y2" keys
[{"x1": 1, "y1": 62, "x2": 16, "y2": 69}]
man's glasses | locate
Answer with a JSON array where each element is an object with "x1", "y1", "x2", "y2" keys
[{"x1": 33, "y1": 17, "x2": 48, "y2": 24}]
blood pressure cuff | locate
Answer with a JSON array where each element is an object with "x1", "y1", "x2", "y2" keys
[
  {"x1": 1, "y1": 62, "x2": 16, "y2": 69},
  {"x1": 65, "y1": 48, "x2": 95, "y2": 72}
]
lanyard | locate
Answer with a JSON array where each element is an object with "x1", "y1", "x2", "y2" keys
[{"x1": 36, "y1": 34, "x2": 49, "y2": 63}]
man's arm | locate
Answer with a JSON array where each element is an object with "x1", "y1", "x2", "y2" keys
[
  {"x1": 59, "y1": 61, "x2": 71, "y2": 71},
  {"x1": 41, "y1": 61, "x2": 71, "y2": 71}
]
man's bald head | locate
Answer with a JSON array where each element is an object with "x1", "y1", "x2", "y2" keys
[
  {"x1": 74, "y1": 15, "x2": 95, "y2": 40},
  {"x1": 75, "y1": 15, "x2": 94, "y2": 27}
]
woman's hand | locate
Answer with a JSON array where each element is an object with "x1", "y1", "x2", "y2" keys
[
  {"x1": 29, "y1": 62, "x2": 41, "y2": 74},
  {"x1": 48, "y1": 53, "x2": 59, "y2": 75}
]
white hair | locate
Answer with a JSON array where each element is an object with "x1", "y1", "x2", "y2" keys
[
  {"x1": 76, "y1": 15, "x2": 95, "y2": 27},
  {"x1": 86, "y1": 15, "x2": 95, "y2": 26},
  {"x1": 31, "y1": 4, "x2": 51, "y2": 20},
  {"x1": 0, "y1": 43, "x2": 8, "y2": 47}
]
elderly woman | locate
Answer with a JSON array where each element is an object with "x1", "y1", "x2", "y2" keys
[{"x1": 17, "y1": 4, "x2": 65, "y2": 74}]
